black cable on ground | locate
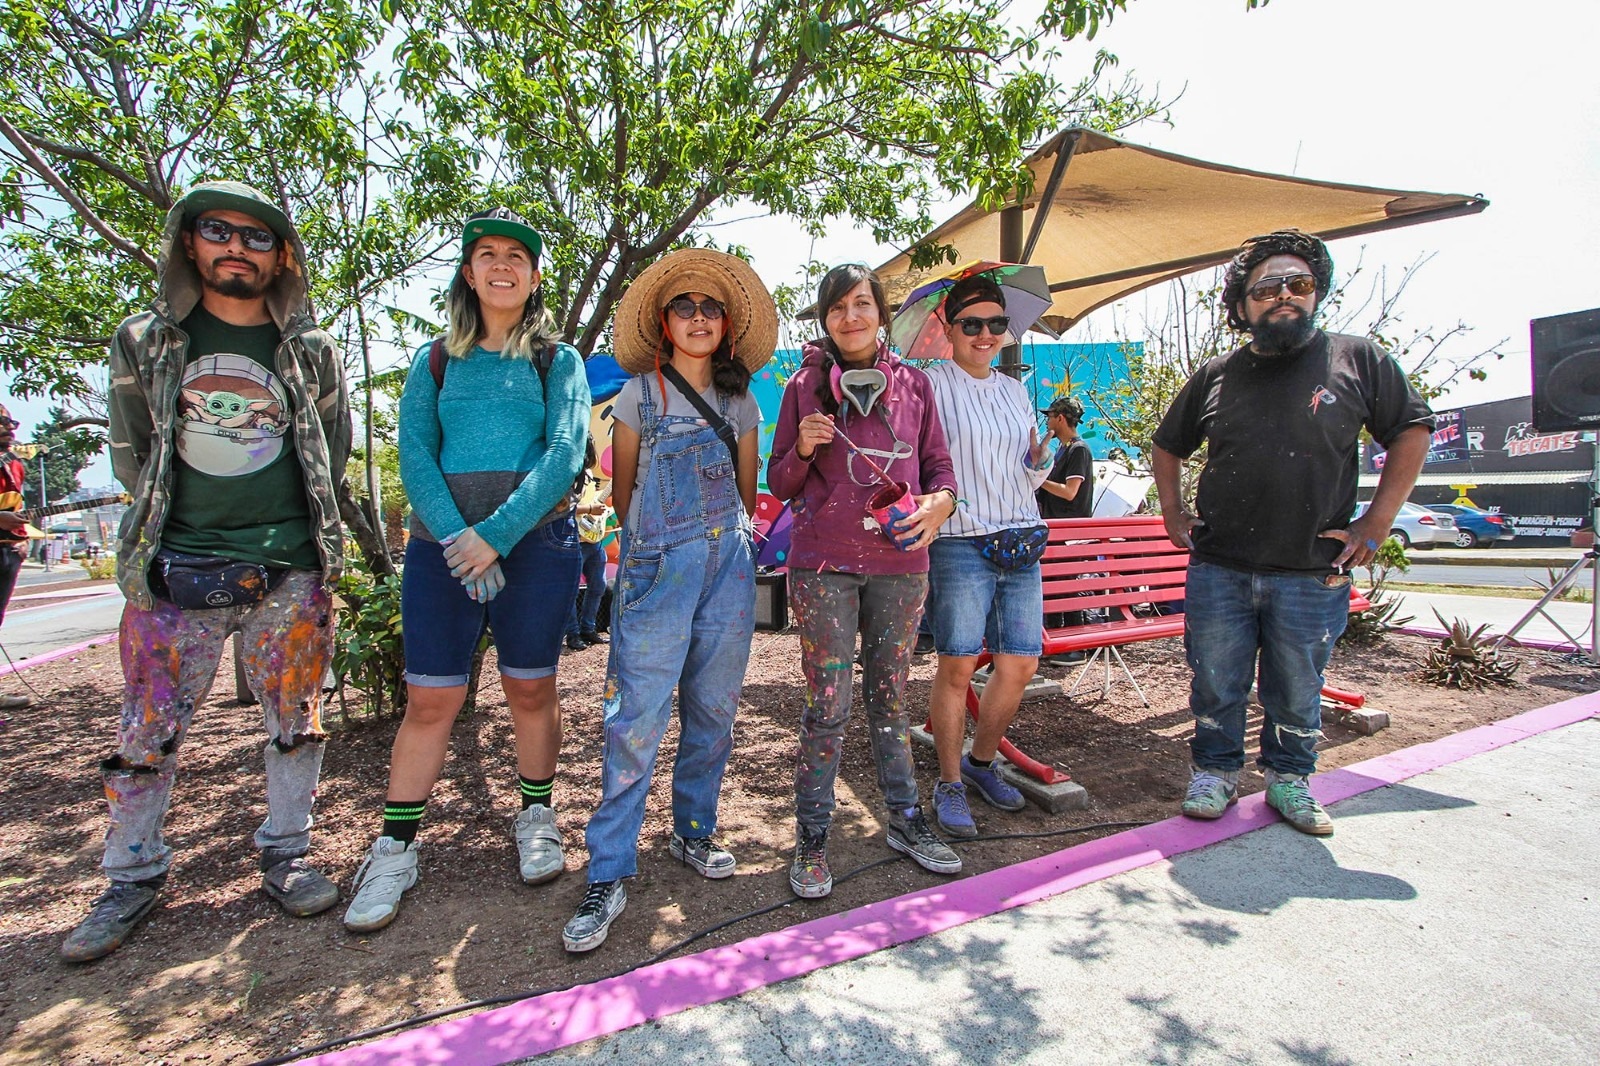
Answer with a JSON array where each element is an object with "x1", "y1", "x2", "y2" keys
[
  {"x1": 0, "y1": 638, "x2": 47, "y2": 702},
  {"x1": 249, "y1": 818, "x2": 1154, "y2": 1066}
]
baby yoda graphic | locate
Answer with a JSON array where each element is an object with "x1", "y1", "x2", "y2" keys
[{"x1": 174, "y1": 353, "x2": 291, "y2": 477}]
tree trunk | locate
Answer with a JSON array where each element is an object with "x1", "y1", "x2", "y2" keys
[{"x1": 338, "y1": 480, "x2": 395, "y2": 578}]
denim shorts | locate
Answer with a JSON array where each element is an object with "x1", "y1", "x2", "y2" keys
[
  {"x1": 927, "y1": 534, "x2": 1043, "y2": 657},
  {"x1": 401, "y1": 516, "x2": 582, "y2": 686}
]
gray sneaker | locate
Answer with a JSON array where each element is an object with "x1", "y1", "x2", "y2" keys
[
  {"x1": 668, "y1": 833, "x2": 736, "y2": 879},
  {"x1": 562, "y1": 879, "x2": 627, "y2": 953},
  {"x1": 261, "y1": 853, "x2": 340, "y2": 917},
  {"x1": 60, "y1": 877, "x2": 164, "y2": 963},
  {"x1": 886, "y1": 806, "x2": 962, "y2": 875},
  {"x1": 1264, "y1": 770, "x2": 1334, "y2": 836},
  {"x1": 343, "y1": 836, "x2": 419, "y2": 933},
  {"x1": 513, "y1": 805, "x2": 565, "y2": 884},
  {"x1": 790, "y1": 825, "x2": 832, "y2": 899},
  {"x1": 1180, "y1": 766, "x2": 1239, "y2": 820}
]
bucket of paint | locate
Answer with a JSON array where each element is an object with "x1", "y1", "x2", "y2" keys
[{"x1": 867, "y1": 481, "x2": 917, "y2": 550}]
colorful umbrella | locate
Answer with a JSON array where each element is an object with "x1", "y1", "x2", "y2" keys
[
  {"x1": 889, "y1": 260, "x2": 1059, "y2": 362},
  {"x1": 752, "y1": 495, "x2": 794, "y2": 569}
]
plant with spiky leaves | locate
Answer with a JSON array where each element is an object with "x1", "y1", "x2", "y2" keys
[{"x1": 1420, "y1": 610, "x2": 1519, "y2": 690}]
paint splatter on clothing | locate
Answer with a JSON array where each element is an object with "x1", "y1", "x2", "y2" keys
[{"x1": 101, "y1": 570, "x2": 333, "y2": 881}]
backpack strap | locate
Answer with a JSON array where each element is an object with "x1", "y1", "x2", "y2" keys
[{"x1": 428, "y1": 338, "x2": 447, "y2": 390}]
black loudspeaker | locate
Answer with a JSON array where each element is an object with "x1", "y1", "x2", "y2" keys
[
  {"x1": 754, "y1": 571, "x2": 789, "y2": 631},
  {"x1": 1531, "y1": 308, "x2": 1600, "y2": 433}
]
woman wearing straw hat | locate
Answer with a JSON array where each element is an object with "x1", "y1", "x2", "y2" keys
[
  {"x1": 562, "y1": 248, "x2": 776, "y2": 953},
  {"x1": 343, "y1": 207, "x2": 590, "y2": 934}
]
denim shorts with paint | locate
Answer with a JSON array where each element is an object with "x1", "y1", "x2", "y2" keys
[
  {"x1": 926, "y1": 534, "x2": 1044, "y2": 657},
  {"x1": 401, "y1": 515, "x2": 582, "y2": 685}
]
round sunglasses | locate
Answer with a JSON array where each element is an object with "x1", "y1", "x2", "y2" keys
[
  {"x1": 667, "y1": 297, "x2": 725, "y2": 320},
  {"x1": 193, "y1": 217, "x2": 279, "y2": 253},
  {"x1": 1247, "y1": 273, "x2": 1316, "y2": 302},
  {"x1": 951, "y1": 315, "x2": 1010, "y2": 337}
]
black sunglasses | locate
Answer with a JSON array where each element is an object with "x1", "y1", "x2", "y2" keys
[
  {"x1": 0, "y1": 418, "x2": 18, "y2": 429},
  {"x1": 667, "y1": 297, "x2": 725, "y2": 321},
  {"x1": 1247, "y1": 273, "x2": 1316, "y2": 302},
  {"x1": 952, "y1": 315, "x2": 1010, "y2": 337},
  {"x1": 193, "y1": 217, "x2": 279, "y2": 253}
]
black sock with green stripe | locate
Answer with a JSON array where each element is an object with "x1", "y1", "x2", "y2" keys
[
  {"x1": 381, "y1": 800, "x2": 427, "y2": 844},
  {"x1": 520, "y1": 774, "x2": 554, "y2": 810}
]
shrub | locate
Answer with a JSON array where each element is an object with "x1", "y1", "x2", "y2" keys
[
  {"x1": 80, "y1": 556, "x2": 117, "y2": 581},
  {"x1": 331, "y1": 552, "x2": 405, "y2": 720},
  {"x1": 1420, "y1": 610, "x2": 1519, "y2": 689}
]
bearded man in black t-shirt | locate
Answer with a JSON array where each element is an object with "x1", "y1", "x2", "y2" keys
[{"x1": 1152, "y1": 230, "x2": 1432, "y2": 837}]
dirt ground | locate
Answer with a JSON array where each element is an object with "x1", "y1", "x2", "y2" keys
[{"x1": 1, "y1": 628, "x2": 1595, "y2": 1064}]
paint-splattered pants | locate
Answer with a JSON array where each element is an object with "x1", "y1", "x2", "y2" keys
[
  {"x1": 790, "y1": 569, "x2": 926, "y2": 829},
  {"x1": 1184, "y1": 561, "x2": 1350, "y2": 777},
  {"x1": 101, "y1": 570, "x2": 334, "y2": 882}
]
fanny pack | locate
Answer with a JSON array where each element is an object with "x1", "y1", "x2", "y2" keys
[
  {"x1": 976, "y1": 524, "x2": 1049, "y2": 571},
  {"x1": 150, "y1": 548, "x2": 287, "y2": 610}
]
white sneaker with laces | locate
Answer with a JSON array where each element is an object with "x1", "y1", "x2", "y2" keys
[{"x1": 343, "y1": 836, "x2": 418, "y2": 933}]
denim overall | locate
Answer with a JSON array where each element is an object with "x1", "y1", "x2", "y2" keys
[{"x1": 583, "y1": 375, "x2": 755, "y2": 882}]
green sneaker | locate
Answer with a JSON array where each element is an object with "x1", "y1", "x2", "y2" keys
[
  {"x1": 1264, "y1": 770, "x2": 1334, "y2": 836},
  {"x1": 1180, "y1": 766, "x2": 1238, "y2": 820}
]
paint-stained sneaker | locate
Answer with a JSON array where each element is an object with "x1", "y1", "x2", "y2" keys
[
  {"x1": 513, "y1": 805, "x2": 565, "y2": 885},
  {"x1": 60, "y1": 877, "x2": 165, "y2": 963},
  {"x1": 886, "y1": 806, "x2": 962, "y2": 875},
  {"x1": 1264, "y1": 770, "x2": 1334, "y2": 836},
  {"x1": 960, "y1": 754, "x2": 1027, "y2": 812},
  {"x1": 1180, "y1": 766, "x2": 1239, "y2": 820},
  {"x1": 562, "y1": 880, "x2": 627, "y2": 953},
  {"x1": 668, "y1": 833, "x2": 736, "y2": 879},
  {"x1": 343, "y1": 836, "x2": 419, "y2": 933},
  {"x1": 932, "y1": 780, "x2": 978, "y2": 838},
  {"x1": 261, "y1": 853, "x2": 340, "y2": 917},
  {"x1": 789, "y1": 825, "x2": 832, "y2": 899}
]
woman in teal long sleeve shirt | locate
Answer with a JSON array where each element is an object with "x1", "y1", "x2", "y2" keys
[{"x1": 344, "y1": 208, "x2": 590, "y2": 934}]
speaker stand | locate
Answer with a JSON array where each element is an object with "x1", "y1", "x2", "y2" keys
[{"x1": 1496, "y1": 434, "x2": 1600, "y2": 660}]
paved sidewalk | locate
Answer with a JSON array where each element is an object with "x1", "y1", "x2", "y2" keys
[{"x1": 304, "y1": 696, "x2": 1599, "y2": 1066}]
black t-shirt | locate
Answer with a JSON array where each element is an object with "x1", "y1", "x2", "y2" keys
[
  {"x1": 1038, "y1": 437, "x2": 1094, "y2": 519},
  {"x1": 1152, "y1": 331, "x2": 1433, "y2": 575}
]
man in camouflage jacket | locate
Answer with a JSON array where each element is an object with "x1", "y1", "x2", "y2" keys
[{"x1": 62, "y1": 180, "x2": 351, "y2": 962}]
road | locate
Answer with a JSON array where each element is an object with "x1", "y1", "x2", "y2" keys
[
  {"x1": 1, "y1": 582, "x2": 122, "y2": 664},
  {"x1": 1396, "y1": 561, "x2": 1586, "y2": 590}
]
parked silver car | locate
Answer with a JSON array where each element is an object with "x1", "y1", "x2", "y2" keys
[{"x1": 1354, "y1": 500, "x2": 1455, "y2": 549}]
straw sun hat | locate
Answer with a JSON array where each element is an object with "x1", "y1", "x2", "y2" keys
[{"x1": 612, "y1": 248, "x2": 778, "y2": 375}]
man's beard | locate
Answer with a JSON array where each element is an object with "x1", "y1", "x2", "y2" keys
[
  {"x1": 201, "y1": 259, "x2": 273, "y2": 299},
  {"x1": 1249, "y1": 305, "x2": 1316, "y2": 356}
]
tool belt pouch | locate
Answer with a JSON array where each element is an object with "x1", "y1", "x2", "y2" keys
[
  {"x1": 976, "y1": 524, "x2": 1050, "y2": 571},
  {"x1": 150, "y1": 548, "x2": 284, "y2": 610}
]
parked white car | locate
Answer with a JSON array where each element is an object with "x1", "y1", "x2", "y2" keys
[{"x1": 1354, "y1": 500, "x2": 1455, "y2": 549}]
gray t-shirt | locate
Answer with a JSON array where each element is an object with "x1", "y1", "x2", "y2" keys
[{"x1": 613, "y1": 374, "x2": 762, "y2": 529}]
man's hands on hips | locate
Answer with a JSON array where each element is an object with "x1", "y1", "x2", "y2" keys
[{"x1": 1319, "y1": 514, "x2": 1386, "y2": 571}]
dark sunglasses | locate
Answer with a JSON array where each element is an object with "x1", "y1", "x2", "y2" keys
[
  {"x1": 952, "y1": 315, "x2": 1010, "y2": 337},
  {"x1": 667, "y1": 297, "x2": 724, "y2": 321},
  {"x1": 193, "y1": 217, "x2": 279, "y2": 253},
  {"x1": 0, "y1": 418, "x2": 18, "y2": 429},
  {"x1": 1247, "y1": 273, "x2": 1317, "y2": 302}
]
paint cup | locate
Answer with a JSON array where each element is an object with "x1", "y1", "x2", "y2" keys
[{"x1": 867, "y1": 481, "x2": 918, "y2": 550}]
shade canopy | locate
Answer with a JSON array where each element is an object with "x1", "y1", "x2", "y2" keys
[{"x1": 870, "y1": 127, "x2": 1488, "y2": 331}]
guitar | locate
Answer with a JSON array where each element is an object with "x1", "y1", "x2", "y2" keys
[{"x1": 0, "y1": 491, "x2": 130, "y2": 541}]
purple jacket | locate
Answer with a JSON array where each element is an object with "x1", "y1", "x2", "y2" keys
[{"x1": 767, "y1": 342, "x2": 957, "y2": 574}]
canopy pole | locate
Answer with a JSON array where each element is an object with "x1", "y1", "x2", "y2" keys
[{"x1": 999, "y1": 206, "x2": 1025, "y2": 379}]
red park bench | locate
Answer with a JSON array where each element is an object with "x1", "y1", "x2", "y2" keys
[{"x1": 939, "y1": 515, "x2": 1373, "y2": 786}]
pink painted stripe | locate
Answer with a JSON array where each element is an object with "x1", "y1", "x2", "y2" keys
[
  {"x1": 0, "y1": 633, "x2": 116, "y2": 676},
  {"x1": 306, "y1": 692, "x2": 1600, "y2": 1066}
]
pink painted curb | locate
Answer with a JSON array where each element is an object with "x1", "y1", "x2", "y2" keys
[
  {"x1": 0, "y1": 633, "x2": 116, "y2": 676},
  {"x1": 305, "y1": 691, "x2": 1600, "y2": 1066}
]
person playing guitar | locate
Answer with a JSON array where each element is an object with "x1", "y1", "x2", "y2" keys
[{"x1": 0, "y1": 402, "x2": 33, "y2": 712}]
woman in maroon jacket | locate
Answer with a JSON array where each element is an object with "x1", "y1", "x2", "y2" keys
[{"x1": 767, "y1": 263, "x2": 961, "y2": 899}]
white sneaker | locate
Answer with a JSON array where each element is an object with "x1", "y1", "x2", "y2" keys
[
  {"x1": 343, "y1": 837, "x2": 418, "y2": 933},
  {"x1": 513, "y1": 805, "x2": 565, "y2": 885}
]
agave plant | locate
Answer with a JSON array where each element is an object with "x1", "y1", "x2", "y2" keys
[
  {"x1": 1421, "y1": 610, "x2": 1519, "y2": 689},
  {"x1": 1340, "y1": 536, "x2": 1415, "y2": 645}
]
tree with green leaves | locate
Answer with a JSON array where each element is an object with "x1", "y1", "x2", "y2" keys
[{"x1": 17, "y1": 406, "x2": 99, "y2": 508}]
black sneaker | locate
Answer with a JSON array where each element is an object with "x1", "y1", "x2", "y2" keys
[
  {"x1": 261, "y1": 854, "x2": 340, "y2": 917},
  {"x1": 564, "y1": 633, "x2": 587, "y2": 651},
  {"x1": 562, "y1": 880, "x2": 627, "y2": 953},
  {"x1": 60, "y1": 877, "x2": 165, "y2": 962},
  {"x1": 579, "y1": 630, "x2": 609, "y2": 645},
  {"x1": 886, "y1": 807, "x2": 962, "y2": 875},
  {"x1": 913, "y1": 633, "x2": 936, "y2": 656},
  {"x1": 668, "y1": 833, "x2": 736, "y2": 878}
]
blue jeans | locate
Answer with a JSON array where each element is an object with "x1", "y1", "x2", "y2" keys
[
  {"x1": 927, "y1": 535, "x2": 1043, "y2": 657},
  {"x1": 1184, "y1": 561, "x2": 1351, "y2": 777},
  {"x1": 584, "y1": 380, "x2": 754, "y2": 882},
  {"x1": 565, "y1": 540, "x2": 608, "y2": 635},
  {"x1": 401, "y1": 519, "x2": 581, "y2": 685}
]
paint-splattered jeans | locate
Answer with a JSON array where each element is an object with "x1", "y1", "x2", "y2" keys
[
  {"x1": 790, "y1": 569, "x2": 927, "y2": 829},
  {"x1": 101, "y1": 570, "x2": 334, "y2": 883},
  {"x1": 1184, "y1": 561, "x2": 1350, "y2": 777},
  {"x1": 583, "y1": 383, "x2": 754, "y2": 883}
]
